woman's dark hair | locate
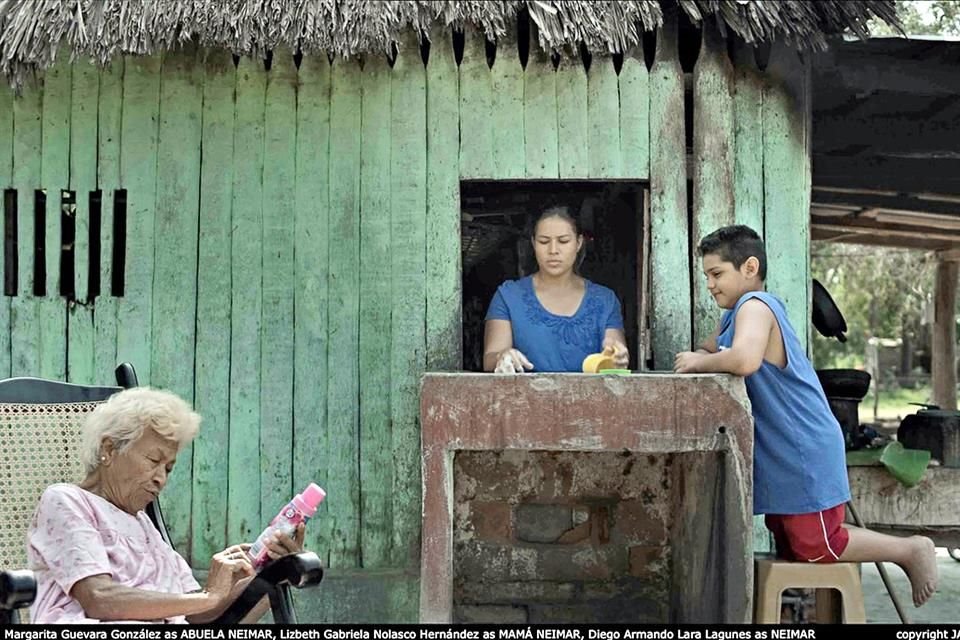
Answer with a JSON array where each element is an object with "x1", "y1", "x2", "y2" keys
[
  {"x1": 529, "y1": 204, "x2": 582, "y2": 238},
  {"x1": 697, "y1": 225, "x2": 767, "y2": 281}
]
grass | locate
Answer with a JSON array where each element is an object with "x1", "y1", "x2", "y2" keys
[{"x1": 859, "y1": 384, "x2": 934, "y2": 424}]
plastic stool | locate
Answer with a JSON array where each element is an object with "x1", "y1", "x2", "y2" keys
[{"x1": 754, "y1": 556, "x2": 866, "y2": 623}]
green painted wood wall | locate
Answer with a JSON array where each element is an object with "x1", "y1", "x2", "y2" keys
[{"x1": 0, "y1": 25, "x2": 810, "y2": 621}]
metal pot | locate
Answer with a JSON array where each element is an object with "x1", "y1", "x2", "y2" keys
[
  {"x1": 897, "y1": 405, "x2": 960, "y2": 468},
  {"x1": 816, "y1": 368, "x2": 872, "y2": 400}
]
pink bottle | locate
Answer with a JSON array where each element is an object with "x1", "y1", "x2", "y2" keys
[{"x1": 248, "y1": 483, "x2": 326, "y2": 570}]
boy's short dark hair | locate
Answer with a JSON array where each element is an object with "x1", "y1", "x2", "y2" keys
[{"x1": 697, "y1": 225, "x2": 767, "y2": 281}]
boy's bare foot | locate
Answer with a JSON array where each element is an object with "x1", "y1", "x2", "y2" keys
[{"x1": 901, "y1": 536, "x2": 938, "y2": 607}]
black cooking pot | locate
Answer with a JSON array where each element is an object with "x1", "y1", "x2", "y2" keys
[
  {"x1": 816, "y1": 368, "x2": 872, "y2": 400},
  {"x1": 812, "y1": 279, "x2": 848, "y2": 343},
  {"x1": 816, "y1": 368, "x2": 872, "y2": 450},
  {"x1": 897, "y1": 406, "x2": 960, "y2": 468}
]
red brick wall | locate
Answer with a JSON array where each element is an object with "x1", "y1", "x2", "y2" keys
[{"x1": 453, "y1": 451, "x2": 675, "y2": 623}]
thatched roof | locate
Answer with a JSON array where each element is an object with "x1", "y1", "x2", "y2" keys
[{"x1": 0, "y1": 0, "x2": 898, "y2": 85}]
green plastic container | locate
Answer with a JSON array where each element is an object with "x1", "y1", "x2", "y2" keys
[{"x1": 845, "y1": 441, "x2": 930, "y2": 488}]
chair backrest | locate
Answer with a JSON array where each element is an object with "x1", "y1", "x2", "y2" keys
[{"x1": 0, "y1": 378, "x2": 121, "y2": 574}]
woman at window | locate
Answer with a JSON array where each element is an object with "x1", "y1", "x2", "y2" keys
[{"x1": 483, "y1": 204, "x2": 629, "y2": 373}]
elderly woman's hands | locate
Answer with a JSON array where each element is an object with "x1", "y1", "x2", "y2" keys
[
  {"x1": 261, "y1": 523, "x2": 306, "y2": 563},
  {"x1": 205, "y1": 544, "x2": 255, "y2": 607}
]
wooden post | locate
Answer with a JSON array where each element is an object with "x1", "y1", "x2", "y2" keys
[
  {"x1": 932, "y1": 256, "x2": 958, "y2": 410},
  {"x1": 649, "y1": 6, "x2": 692, "y2": 367}
]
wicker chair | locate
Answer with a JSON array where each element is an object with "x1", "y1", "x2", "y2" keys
[{"x1": 0, "y1": 363, "x2": 322, "y2": 623}]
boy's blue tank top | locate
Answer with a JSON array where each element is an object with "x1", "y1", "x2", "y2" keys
[
  {"x1": 485, "y1": 275, "x2": 624, "y2": 373},
  {"x1": 717, "y1": 291, "x2": 851, "y2": 515}
]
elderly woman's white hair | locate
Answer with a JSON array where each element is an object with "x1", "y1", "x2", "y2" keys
[{"x1": 80, "y1": 387, "x2": 201, "y2": 474}]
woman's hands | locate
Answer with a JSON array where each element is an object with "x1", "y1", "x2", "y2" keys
[
  {"x1": 261, "y1": 524, "x2": 306, "y2": 563},
  {"x1": 494, "y1": 348, "x2": 534, "y2": 373},
  {"x1": 191, "y1": 531, "x2": 303, "y2": 624},
  {"x1": 205, "y1": 544, "x2": 255, "y2": 607},
  {"x1": 601, "y1": 336, "x2": 629, "y2": 368}
]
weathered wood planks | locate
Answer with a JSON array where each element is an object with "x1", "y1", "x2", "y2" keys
[
  {"x1": 117, "y1": 55, "x2": 161, "y2": 384},
  {"x1": 227, "y1": 55, "x2": 266, "y2": 546},
  {"x1": 0, "y1": 70, "x2": 11, "y2": 377},
  {"x1": 192, "y1": 48, "x2": 235, "y2": 566},
  {"x1": 68, "y1": 57, "x2": 98, "y2": 385},
  {"x1": 11, "y1": 73, "x2": 43, "y2": 379},
  {"x1": 649, "y1": 11, "x2": 691, "y2": 367},
  {"x1": 153, "y1": 45, "x2": 203, "y2": 555},
  {"x1": 763, "y1": 43, "x2": 811, "y2": 349},
  {"x1": 359, "y1": 52, "x2": 393, "y2": 568},
  {"x1": 390, "y1": 33, "x2": 428, "y2": 567},
  {"x1": 293, "y1": 52, "x2": 332, "y2": 561},
  {"x1": 327, "y1": 57, "x2": 362, "y2": 568},
  {"x1": 260, "y1": 48, "x2": 298, "y2": 551},
  {"x1": 692, "y1": 24, "x2": 735, "y2": 345},
  {"x1": 93, "y1": 58, "x2": 122, "y2": 382},
  {"x1": 425, "y1": 27, "x2": 462, "y2": 372},
  {"x1": 524, "y1": 27, "x2": 559, "y2": 179}
]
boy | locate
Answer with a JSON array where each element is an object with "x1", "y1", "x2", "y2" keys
[{"x1": 674, "y1": 225, "x2": 937, "y2": 608}]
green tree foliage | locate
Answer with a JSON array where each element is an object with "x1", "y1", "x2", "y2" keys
[
  {"x1": 811, "y1": 243, "x2": 934, "y2": 368},
  {"x1": 870, "y1": 0, "x2": 960, "y2": 36}
]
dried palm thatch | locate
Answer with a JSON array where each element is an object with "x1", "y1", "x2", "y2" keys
[{"x1": 0, "y1": 0, "x2": 898, "y2": 86}]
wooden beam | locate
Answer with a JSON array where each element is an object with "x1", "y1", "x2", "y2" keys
[
  {"x1": 812, "y1": 228, "x2": 957, "y2": 251},
  {"x1": 932, "y1": 260, "x2": 958, "y2": 410},
  {"x1": 815, "y1": 186, "x2": 960, "y2": 205},
  {"x1": 811, "y1": 190, "x2": 960, "y2": 218},
  {"x1": 814, "y1": 155, "x2": 960, "y2": 196},
  {"x1": 814, "y1": 94, "x2": 960, "y2": 156},
  {"x1": 811, "y1": 218, "x2": 960, "y2": 243},
  {"x1": 813, "y1": 186, "x2": 900, "y2": 197},
  {"x1": 937, "y1": 248, "x2": 960, "y2": 262}
]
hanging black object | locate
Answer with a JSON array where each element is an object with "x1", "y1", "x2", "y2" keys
[{"x1": 812, "y1": 279, "x2": 847, "y2": 343}]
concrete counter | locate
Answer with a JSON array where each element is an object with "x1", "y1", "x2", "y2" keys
[
  {"x1": 419, "y1": 373, "x2": 755, "y2": 623},
  {"x1": 848, "y1": 464, "x2": 960, "y2": 548}
]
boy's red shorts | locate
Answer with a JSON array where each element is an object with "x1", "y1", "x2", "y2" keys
[{"x1": 764, "y1": 503, "x2": 849, "y2": 563}]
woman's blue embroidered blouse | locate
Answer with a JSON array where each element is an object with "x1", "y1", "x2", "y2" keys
[{"x1": 485, "y1": 275, "x2": 624, "y2": 372}]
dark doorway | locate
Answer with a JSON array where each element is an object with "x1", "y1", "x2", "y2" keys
[{"x1": 461, "y1": 181, "x2": 646, "y2": 372}]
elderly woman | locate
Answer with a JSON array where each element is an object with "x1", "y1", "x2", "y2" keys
[{"x1": 26, "y1": 387, "x2": 304, "y2": 623}]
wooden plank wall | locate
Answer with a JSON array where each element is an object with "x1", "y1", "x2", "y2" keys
[
  {"x1": 38, "y1": 55, "x2": 69, "y2": 383},
  {"x1": 691, "y1": 24, "x2": 735, "y2": 345},
  {"x1": 0, "y1": 71, "x2": 10, "y2": 379},
  {"x1": 649, "y1": 10, "x2": 691, "y2": 367},
  {"x1": 763, "y1": 42, "x2": 812, "y2": 347},
  {"x1": 0, "y1": 21, "x2": 811, "y2": 617},
  {"x1": 193, "y1": 48, "x2": 235, "y2": 563}
]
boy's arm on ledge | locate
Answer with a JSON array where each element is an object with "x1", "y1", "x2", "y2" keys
[
  {"x1": 676, "y1": 300, "x2": 773, "y2": 376},
  {"x1": 696, "y1": 323, "x2": 721, "y2": 354}
]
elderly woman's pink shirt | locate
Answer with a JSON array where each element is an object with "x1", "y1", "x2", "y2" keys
[{"x1": 27, "y1": 483, "x2": 200, "y2": 623}]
